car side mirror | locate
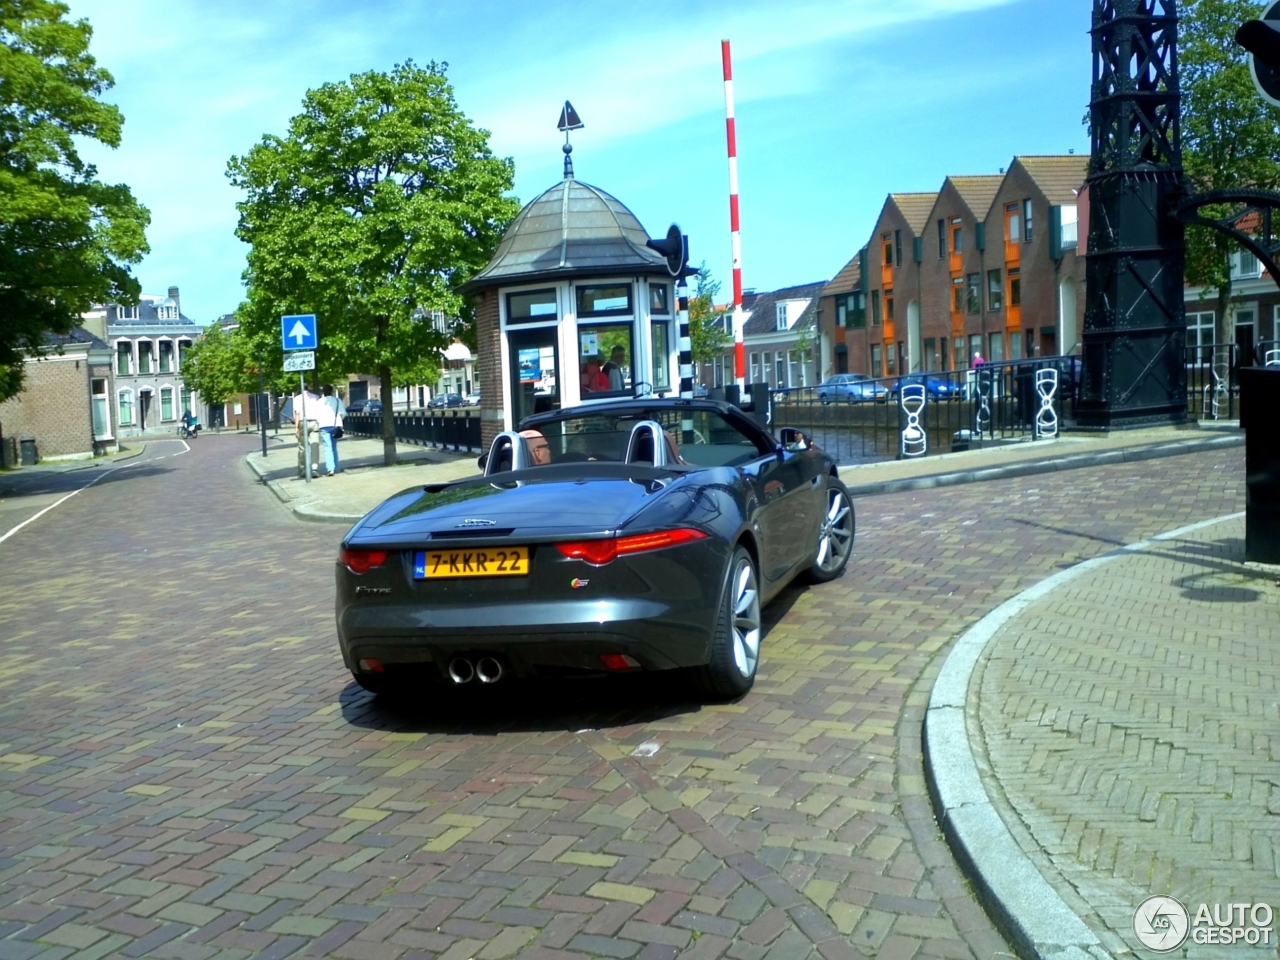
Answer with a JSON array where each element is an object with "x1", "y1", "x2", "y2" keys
[
  {"x1": 778, "y1": 427, "x2": 810, "y2": 452},
  {"x1": 477, "y1": 452, "x2": 489, "y2": 470}
]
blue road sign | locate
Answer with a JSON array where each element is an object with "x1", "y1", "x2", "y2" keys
[{"x1": 281, "y1": 314, "x2": 317, "y2": 351}]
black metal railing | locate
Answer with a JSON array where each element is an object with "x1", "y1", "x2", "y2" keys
[
  {"x1": 770, "y1": 357, "x2": 1076, "y2": 465},
  {"x1": 343, "y1": 409, "x2": 482, "y2": 452}
]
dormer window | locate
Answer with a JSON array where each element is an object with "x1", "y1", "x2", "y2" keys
[
  {"x1": 157, "y1": 304, "x2": 178, "y2": 321},
  {"x1": 776, "y1": 303, "x2": 788, "y2": 331},
  {"x1": 117, "y1": 305, "x2": 139, "y2": 321}
]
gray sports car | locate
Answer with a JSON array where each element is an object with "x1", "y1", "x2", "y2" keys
[{"x1": 335, "y1": 398, "x2": 854, "y2": 699}]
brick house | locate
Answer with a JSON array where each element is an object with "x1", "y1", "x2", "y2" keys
[
  {"x1": 0, "y1": 328, "x2": 116, "y2": 461},
  {"x1": 818, "y1": 156, "x2": 1087, "y2": 379}
]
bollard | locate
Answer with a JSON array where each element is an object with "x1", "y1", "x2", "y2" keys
[{"x1": 1241, "y1": 367, "x2": 1280, "y2": 563}]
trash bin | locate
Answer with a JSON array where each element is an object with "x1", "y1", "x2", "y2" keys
[
  {"x1": 19, "y1": 437, "x2": 37, "y2": 466},
  {"x1": 1241, "y1": 367, "x2": 1280, "y2": 563}
]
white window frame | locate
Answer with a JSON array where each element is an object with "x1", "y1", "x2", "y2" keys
[
  {"x1": 1186, "y1": 310, "x2": 1215, "y2": 361},
  {"x1": 136, "y1": 337, "x2": 154, "y2": 375},
  {"x1": 117, "y1": 387, "x2": 135, "y2": 426},
  {"x1": 91, "y1": 378, "x2": 112, "y2": 440},
  {"x1": 157, "y1": 337, "x2": 175, "y2": 374},
  {"x1": 775, "y1": 303, "x2": 788, "y2": 331},
  {"x1": 1230, "y1": 250, "x2": 1261, "y2": 280},
  {"x1": 115, "y1": 339, "x2": 134, "y2": 376},
  {"x1": 160, "y1": 385, "x2": 176, "y2": 422}
]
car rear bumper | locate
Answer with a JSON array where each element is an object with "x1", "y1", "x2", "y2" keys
[{"x1": 337, "y1": 596, "x2": 716, "y2": 680}]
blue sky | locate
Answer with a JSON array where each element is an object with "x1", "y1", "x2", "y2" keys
[{"x1": 64, "y1": 0, "x2": 1093, "y2": 323}]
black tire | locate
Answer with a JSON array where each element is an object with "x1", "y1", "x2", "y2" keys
[
  {"x1": 693, "y1": 546, "x2": 761, "y2": 700},
  {"x1": 807, "y1": 478, "x2": 855, "y2": 583}
]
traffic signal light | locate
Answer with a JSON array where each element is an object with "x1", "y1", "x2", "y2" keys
[
  {"x1": 1238, "y1": 10, "x2": 1280, "y2": 106},
  {"x1": 647, "y1": 224, "x2": 689, "y2": 278}
]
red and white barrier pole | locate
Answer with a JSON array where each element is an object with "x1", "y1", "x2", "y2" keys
[{"x1": 722, "y1": 39, "x2": 745, "y2": 390}]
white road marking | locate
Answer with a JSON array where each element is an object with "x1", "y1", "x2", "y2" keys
[{"x1": 0, "y1": 440, "x2": 190, "y2": 545}]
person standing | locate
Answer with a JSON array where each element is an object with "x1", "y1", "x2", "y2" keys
[
  {"x1": 319, "y1": 385, "x2": 344, "y2": 476},
  {"x1": 294, "y1": 387, "x2": 322, "y2": 479},
  {"x1": 603, "y1": 345, "x2": 626, "y2": 392}
]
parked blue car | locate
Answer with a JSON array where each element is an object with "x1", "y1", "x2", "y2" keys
[
  {"x1": 889, "y1": 373, "x2": 961, "y2": 400},
  {"x1": 816, "y1": 373, "x2": 889, "y2": 404}
]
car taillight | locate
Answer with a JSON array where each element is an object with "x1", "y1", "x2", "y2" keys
[
  {"x1": 339, "y1": 548, "x2": 388, "y2": 574},
  {"x1": 556, "y1": 528, "x2": 707, "y2": 566}
]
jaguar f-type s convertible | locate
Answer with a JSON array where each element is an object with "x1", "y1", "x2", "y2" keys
[{"x1": 335, "y1": 399, "x2": 855, "y2": 698}]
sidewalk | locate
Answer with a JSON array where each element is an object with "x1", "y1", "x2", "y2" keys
[
  {"x1": 243, "y1": 433, "x2": 482, "y2": 522},
  {"x1": 926, "y1": 513, "x2": 1279, "y2": 960},
  {"x1": 246, "y1": 421, "x2": 1244, "y2": 524}
]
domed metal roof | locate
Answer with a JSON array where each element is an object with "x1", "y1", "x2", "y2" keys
[{"x1": 457, "y1": 177, "x2": 670, "y2": 293}]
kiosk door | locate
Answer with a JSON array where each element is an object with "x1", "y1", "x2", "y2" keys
[{"x1": 509, "y1": 328, "x2": 560, "y2": 424}]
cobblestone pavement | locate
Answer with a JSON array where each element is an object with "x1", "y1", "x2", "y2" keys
[
  {"x1": 0, "y1": 434, "x2": 1244, "y2": 959},
  {"x1": 973, "y1": 515, "x2": 1279, "y2": 958}
]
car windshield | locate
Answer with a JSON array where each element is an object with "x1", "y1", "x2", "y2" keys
[{"x1": 522, "y1": 408, "x2": 772, "y2": 468}]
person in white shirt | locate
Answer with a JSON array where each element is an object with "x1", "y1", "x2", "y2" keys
[
  {"x1": 294, "y1": 389, "x2": 323, "y2": 479},
  {"x1": 319, "y1": 385, "x2": 344, "y2": 476}
]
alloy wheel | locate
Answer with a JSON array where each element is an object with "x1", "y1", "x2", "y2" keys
[
  {"x1": 815, "y1": 487, "x2": 854, "y2": 573},
  {"x1": 730, "y1": 559, "x2": 761, "y2": 678}
]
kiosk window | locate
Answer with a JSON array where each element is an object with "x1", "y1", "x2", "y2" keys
[
  {"x1": 651, "y1": 321, "x2": 670, "y2": 390},
  {"x1": 577, "y1": 284, "x2": 632, "y2": 317},
  {"x1": 579, "y1": 323, "x2": 633, "y2": 397},
  {"x1": 507, "y1": 289, "x2": 558, "y2": 324},
  {"x1": 649, "y1": 284, "x2": 670, "y2": 315}
]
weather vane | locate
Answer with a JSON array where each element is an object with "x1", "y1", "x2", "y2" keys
[{"x1": 557, "y1": 100, "x2": 583, "y2": 179}]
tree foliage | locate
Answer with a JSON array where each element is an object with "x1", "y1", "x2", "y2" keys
[
  {"x1": 1180, "y1": 0, "x2": 1280, "y2": 343},
  {"x1": 181, "y1": 322, "x2": 253, "y2": 408},
  {"x1": 0, "y1": 0, "x2": 150, "y2": 400},
  {"x1": 688, "y1": 264, "x2": 730, "y2": 364},
  {"x1": 228, "y1": 61, "x2": 518, "y2": 464}
]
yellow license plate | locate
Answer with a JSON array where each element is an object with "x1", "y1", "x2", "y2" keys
[{"x1": 415, "y1": 546, "x2": 529, "y2": 579}]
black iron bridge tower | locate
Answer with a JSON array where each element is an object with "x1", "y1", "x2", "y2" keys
[{"x1": 1079, "y1": 0, "x2": 1188, "y2": 428}]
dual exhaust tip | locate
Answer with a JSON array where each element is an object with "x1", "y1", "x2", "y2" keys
[{"x1": 448, "y1": 656, "x2": 503, "y2": 685}]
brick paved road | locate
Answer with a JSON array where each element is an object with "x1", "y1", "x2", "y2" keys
[
  {"x1": 0, "y1": 434, "x2": 1244, "y2": 959},
  {"x1": 974, "y1": 515, "x2": 1278, "y2": 957}
]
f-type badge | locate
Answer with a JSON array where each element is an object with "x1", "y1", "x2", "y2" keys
[{"x1": 458, "y1": 518, "x2": 497, "y2": 527}]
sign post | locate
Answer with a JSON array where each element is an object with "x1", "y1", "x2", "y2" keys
[{"x1": 281, "y1": 315, "x2": 318, "y2": 482}]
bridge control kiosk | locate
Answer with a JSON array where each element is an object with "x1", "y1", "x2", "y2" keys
[{"x1": 458, "y1": 113, "x2": 688, "y2": 450}]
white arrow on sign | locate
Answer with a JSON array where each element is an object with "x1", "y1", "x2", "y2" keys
[{"x1": 288, "y1": 319, "x2": 311, "y2": 345}]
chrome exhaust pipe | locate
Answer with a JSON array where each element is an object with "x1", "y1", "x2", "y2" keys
[
  {"x1": 476, "y1": 656, "x2": 503, "y2": 684},
  {"x1": 448, "y1": 657, "x2": 475, "y2": 684}
]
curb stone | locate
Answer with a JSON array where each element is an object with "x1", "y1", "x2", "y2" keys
[
  {"x1": 842, "y1": 433, "x2": 1242, "y2": 498},
  {"x1": 922, "y1": 512, "x2": 1244, "y2": 960}
]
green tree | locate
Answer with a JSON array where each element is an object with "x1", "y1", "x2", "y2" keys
[
  {"x1": 228, "y1": 61, "x2": 518, "y2": 465},
  {"x1": 181, "y1": 321, "x2": 254, "y2": 410},
  {"x1": 1181, "y1": 0, "x2": 1280, "y2": 348},
  {"x1": 688, "y1": 264, "x2": 730, "y2": 365},
  {"x1": 0, "y1": 0, "x2": 150, "y2": 400}
]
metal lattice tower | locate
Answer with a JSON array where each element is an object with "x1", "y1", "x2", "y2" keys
[{"x1": 1078, "y1": 0, "x2": 1188, "y2": 428}]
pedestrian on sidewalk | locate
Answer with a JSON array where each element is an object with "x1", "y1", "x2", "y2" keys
[
  {"x1": 293, "y1": 387, "x2": 322, "y2": 479},
  {"x1": 319, "y1": 385, "x2": 344, "y2": 476}
]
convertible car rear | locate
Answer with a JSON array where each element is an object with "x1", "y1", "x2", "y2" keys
[{"x1": 335, "y1": 399, "x2": 854, "y2": 699}]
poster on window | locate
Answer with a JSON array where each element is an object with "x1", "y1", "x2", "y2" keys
[
  {"x1": 518, "y1": 347, "x2": 542, "y2": 383},
  {"x1": 579, "y1": 331, "x2": 598, "y2": 357}
]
